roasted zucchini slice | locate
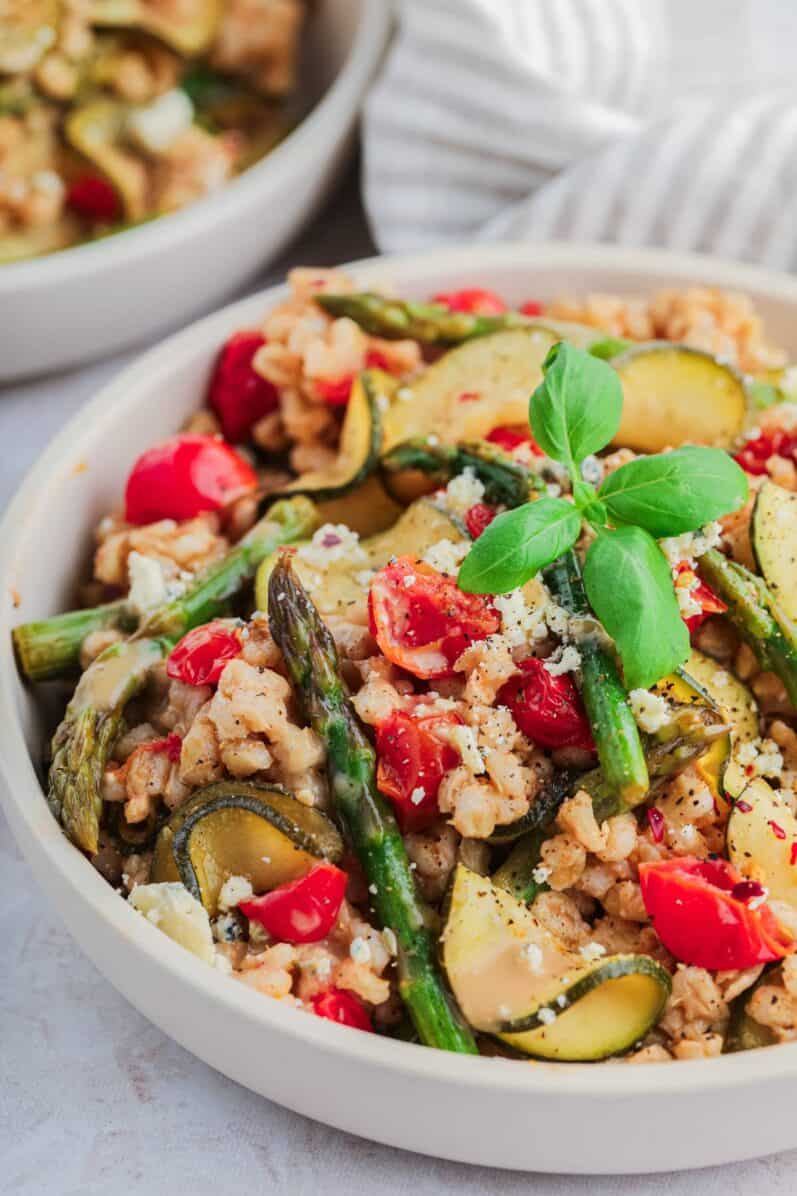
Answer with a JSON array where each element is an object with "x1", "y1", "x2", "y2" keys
[
  {"x1": 725, "y1": 967, "x2": 778, "y2": 1053},
  {"x1": 90, "y1": 0, "x2": 220, "y2": 55},
  {"x1": 0, "y1": 1, "x2": 59, "y2": 74},
  {"x1": 442, "y1": 865, "x2": 670, "y2": 1061},
  {"x1": 65, "y1": 99, "x2": 146, "y2": 220},
  {"x1": 676, "y1": 648, "x2": 758, "y2": 799},
  {"x1": 0, "y1": 216, "x2": 81, "y2": 264},
  {"x1": 752, "y1": 480, "x2": 797, "y2": 623},
  {"x1": 381, "y1": 328, "x2": 560, "y2": 452},
  {"x1": 727, "y1": 777, "x2": 797, "y2": 908},
  {"x1": 255, "y1": 498, "x2": 468, "y2": 617},
  {"x1": 151, "y1": 781, "x2": 343, "y2": 916},
  {"x1": 612, "y1": 344, "x2": 748, "y2": 452}
]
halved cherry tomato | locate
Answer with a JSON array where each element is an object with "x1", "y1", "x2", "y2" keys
[
  {"x1": 124, "y1": 434, "x2": 257, "y2": 525},
  {"x1": 208, "y1": 331, "x2": 278, "y2": 443},
  {"x1": 66, "y1": 174, "x2": 121, "y2": 223},
  {"x1": 486, "y1": 424, "x2": 544, "y2": 457},
  {"x1": 311, "y1": 988, "x2": 373, "y2": 1032},
  {"x1": 368, "y1": 557, "x2": 500, "y2": 679},
  {"x1": 734, "y1": 428, "x2": 797, "y2": 476},
  {"x1": 639, "y1": 856, "x2": 794, "y2": 970},
  {"x1": 239, "y1": 862, "x2": 348, "y2": 944},
  {"x1": 166, "y1": 622, "x2": 241, "y2": 686},
  {"x1": 432, "y1": 288, "x2": 507, "y2": 316},
  {"x1": 674, "y1": 562, "x2": 728, "y2": 635},
  {"x1": 519, "y1": 299, "x2": 544, "y2": 317},
  {"x1": 376, "y1": 709, "x2": 462, "y2": 831},
  {"x1": 499, "y1": 657, "x2": 595, "y2": 751},
  {"x1": 464, "y1": 502, "x2": 498, "y2": 539}
]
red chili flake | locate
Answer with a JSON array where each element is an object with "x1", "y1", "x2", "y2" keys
[
  {"x1": 647, "y1": 807, "x2": 665, "y2": 843},
  {"x1": 769, "y1": 820, "x2": 787, "y2": 841},
  {"x1": 731, "y1": 880, "x2": 767, "y2": 904},
  {"x1": 735, "y1": 799, "x2": 753, "y2": 813},
  {"x1": 519, "y1": 300, "x2": 544, "y2": 317},
  {"x1": 141, "y1": 733, "x2": 182, "y2": 763},
  {"x1": 457, "y1": 391, "x2": 481, "y2": 403},
  {"x1": 464, "y1": 502, "x2": 497, "y2": 539},
  {"x1": 790, "y1": 842, "x2": 797, "y2": 867}
]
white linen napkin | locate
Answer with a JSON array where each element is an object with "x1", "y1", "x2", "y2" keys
[{"x1": 363, "y1": 0, "x2": 797, "y2": 270}]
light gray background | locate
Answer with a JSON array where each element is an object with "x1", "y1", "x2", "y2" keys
[{"x1": 3, "y1": 171, "x2": 797, "y2": 1194}]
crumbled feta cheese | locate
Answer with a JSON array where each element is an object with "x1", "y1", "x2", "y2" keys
[
  {"x1": 127, "y1": 88, "x2": 195, "y2": 154},
  {"x1": 532, "y1": 864, "x2": 551, "y2": 885},
  {"x1": 127, "y1": 551, "x2": 168, "y2": 614},
  {"x1": 498, "y1": 1004, "x2": 512, "y2": 1020},
  {"x1": 146, "y1": 908, "x2": 161, "y2": 926},
  {"x1": 445, "y1": 723, "x2": 485, "y2": 774},
  {"x1": 350, "y1": 936, "x2": 371, "y2": 964},
  {"x1": 537, "y1": 1006, "x2": 557, "y2": 1025},
  {"x1": 545, "y1": 483, "x2": 562, "y2": 497},
  {"x1": 629, "y1": 689, "x2": 672, "y2": 734},
  {"x1": 580, "y1": 455, "x2": 603, "y2": 485},
  {"x1": 212, "y1": 912, "x2": 242, "y2": 943},
  {"x1": 544, "y1": 644, "x2": 582, "y2": 677},
  {"x1": 579, "y1": 941, "x2": 607, "y2": 962},
  {"x1": 421, "y1": 537, "x2": 468, "y2": 575},
  {"x1": 736, "y1": 737, "x2": 784, "y2": 779},
  {"x1": 32, "y1": 169, "x2": 64, "y2": 197},
  {"x1": 492, "y1": 588, "x2": 547, "y2": 647},
  {"x1": 544, "y1": 602, "x2": 571, "y2": 639},
  {"x1": 297, "y1": 523, "x2": 366, "y2": 568},
  {"x1": 660, "y1": 522, "x2": 723, "y2": 566},
  {"x1": 214, "y1": 952, "x2": 233, "y2": 975},
  {"x1": 403, "y1": 573, "x2": 417, "y2": 588},
  {"x1": 520, "y1": 942, "x2": 544, "y2": 973},
  {"x1": 382, "y1": 928, "x2": 398, "y2": 956},
  {"x1": 217, "y1": 874, "x2": 253, "y2": 912},
  {"x1": 129, "y1": 882, "x2": 215, "y2": 964},
  {"x1": 409, "y1": 786, "x2": 426, "y2": 806},
  {"x1": 396, "y1": 386, "x2": 414, "y2": 403},
  {"x1": 675, "y1": 582, "x2": 703, "y2": 620},
  {"x1": 556, "y1": 994, "x2": 569, "y2": 1009},
  {"x1": 354, "y1": 569, "x2": 376, "y2": 587},
  {"x1": 440, "y1": 467, "x2": 485, "y2": 517},
  {"x1": 368, "y1": 883, "x2": 378, "y2": 895}
]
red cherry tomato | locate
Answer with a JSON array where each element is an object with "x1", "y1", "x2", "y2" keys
[
  {"x1": 639, "y1": 856, "x2": 794, "y2": 970},
  {"x1": 376, "y1": 709, "x2": 462, "y2": 831},
  {"x1": 432, "y1": 288, "x2": 507, "y2": 316},
  {"x1": 314, "y1": 374, "x2": 355, "y2": 406},
  {"x1": 499, "y1": 657, "x2": 595, "y2": 751},
  {"x1": 311, "y1": 987, "x2": 373, "y2": 1032},
  {"x1": 166, "y1": 622, "x2": 241, "y2": 686},
  {"x1": 124, "y1": 434, "x2": 257, "y2": 525},
  {"x1": 519, "y1": 300, "x2": 544, "y2": 316},
  {"x1": 734, "y1": 428, "x2": 797, "y2": 475},
  {"x1": 368, "y1": 557, "x2": 500, "y2": 679},
  {"x1": 239, "y1": 862, "x2": 348, "y2": 944},
  {"x1": 208, "y1": 331, "x2": 278, "y2": 443},
  {"x1": 673, "y1": 562, "x2": 728, "y2": 635},
  {"x1": 464, "y1": 502, "x2": 498, "y2": 539},
  {"x1": 66, "y1": 174, "x2": 121, "y2": 223},
  {"x1": 486, "y1": 424, "x2": 545, "y2": 457}
]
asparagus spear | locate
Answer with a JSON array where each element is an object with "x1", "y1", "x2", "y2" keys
[
  {"x1": 268, "y1": 555, "x2": 478, "y2": 1054},
  {"x1": 492, "y1": 829, "x2": 549, "y2": 905},
  {"x1": 699, "y1": 548, "x2": 797, "y2": 706},
  {"x1": 315, "y1": 292, "x2": 532, "y2": 346},
  {"x1": 380, "y1": 438, "x2": 542, "y2": 506},
  {"x1": 48, "y1": 498, "x2": 317, "y2": 855},
  {"x1": 13, "y1": 600, "x2": 139, "y2": 682},
  {"x1": 543, "y1": 551, "x2": 649, "y2": 810}
]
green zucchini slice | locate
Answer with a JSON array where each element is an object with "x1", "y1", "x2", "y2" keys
[
  {"x1": 676, "y1": 648, "x2": 757, "y2": 800},
  {"x1": 0, "y1": 1, "x2": 58, "y2": 74},
  {"x1": 381, "y1": 328, "x2": 560, "y2": 453},
  {"x1": 725, "y1": 967, "x2": 778, "y2": 1053},
  {"x1": 752, "y1": 480, "x2": 797, "y2": 623},
  {"x1": 727, "y1": 777, "x2": 797, "y2": 908},
  {"x1": 612, "y1": 343, "x2": 748, "y2": 452},
  {"x1": 90, "y1": 0, "x2": 220, "y2": 55},
  {"x1": 151, "y1": 781, "x2": 343, "y2": 916},
  {"x1": 254, "y1": 498, "x2": 468, "y2": 617},
  {"x1": 65, "y1": 99, "x2": 146, "y2": 220},
  {"x1": 441, "y1": 865, "x2": 671, "y2": 1061}
]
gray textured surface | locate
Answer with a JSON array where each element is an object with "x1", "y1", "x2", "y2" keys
[{"x1": 2, "y1": 171, "x2": 797, "y2": 1193}]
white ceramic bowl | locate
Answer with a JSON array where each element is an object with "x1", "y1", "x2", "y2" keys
[
  {"x1": 4, "y1": 244, "x2": 797, "y2": 1175},
  {"x1": 0, "y1": 0, "x2": 390, "y2": 383}
]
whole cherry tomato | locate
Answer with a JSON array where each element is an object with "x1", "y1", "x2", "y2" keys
[
  {"x1": 734, "y1": 428, "x2": 797, "y2": 476},
  {"x1": 639, "y1": 856, "x2": 794, "y2": 970},
  {"x1": 124, "y1": 434, "x2": 257, "y2": 524},
  {"x1": 464, "y1": 502, "x2": 498, "y2": 539},
  {"x1": 239, "y1": 863, "x2": 348, "y2": 944},
  {"x1": 166, "y1": 622, "x2": 241, "y2": 686},
  {"x1": 432, "y1": 288, "x2": 507, "y2": 316},
  {"x1": 311, "y1": 988, "x2": 373, "y2": 1031},
  {"x1": 66, "y1": 175, "x2": 121, "y2": 223},
  {"x1": 208, "y1": 331, "x2": 279, "y2": 443},
  {"x1": 486, "y1": 425, "x2": 545, "y2": 457},
  {"x1": 674, "y1": 562, "x2": 728, "y2": 635},
  {"x1": 498, "y1": 657, "x2": 595, "y2": 751},
  {"x1": 368, "y1": 557, "x2": 500, "y2": 679},
  {"x1": 376, "y1": 709, "x2": 462, "y2": 831}
]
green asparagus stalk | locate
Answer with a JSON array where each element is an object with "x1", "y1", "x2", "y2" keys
[
  {"x1": 380, "y1": 438, "x2": 542, "y2": 506},
  {"x1": 48, "y1": 498, "x2": 318, "y2": 855},
  {"x1": 492, "y1": 829, "x2": 549, "y2": 905},
  {"x1": 315, "y1": 292, "x2": 533, "y2": 346},
  {"x1": 268, "y1": 555, "x2": 478, "y2": 1054},
  {"x1": 699, "y1": 548, "x2": 797, "y2": 706},
  {"x1": 543, "y1": 551, "x2": 649, "y2": 810},
  {"x1": 13, "y1": 600, "x2": 139, "y2": 682}
]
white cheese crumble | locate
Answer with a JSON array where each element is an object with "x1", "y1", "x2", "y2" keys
[
  {"x1": 127, "y1": 551, "x2": 168, "y2": 614},
  {"x1": 445, "y1": 723, "x2": 485, "y2": 774},
  {"x1": 409, "y1": 786, "x2": 426, "y2": 806},
  {"x1": 544, "y1": 644, "x2": 582, "y2": 677},
  {"x1": 629, "y1": 689, "x2": 672, "y2": 734},
  {"x1": 520, "y1": 942, "x2": 544, "y2": 973},
  {"x1": 217, "y1": 874, "x2": 253, "y2": 912},
  {"x1": 212, "y1": 912, "x2": 242, "y2": 943},
  {"x1": 382, "y1": 928, "x2": 398, "y2": 956},
  {"x1": 537, "y1": 1006, "x2": 557, "y2": 1025},
  {"x1": 492, "y1": 588, "x2": 549, "y2": 647},
  {"x1": 579, "y1": 941, "x2": 607, "y2": 962},
  {"x1": 214, "y1": 952, "x2": 233, "y2": 975},
  {"x1": 580, "y1": 455, "x2": 603, "y2": 485},
  {"x1": 737, "y1": 738, "x2": 784, "y2": 780},
  {"x1": 440, "y1": 467, "x2": 485, "y2": 517},
  {"x1": 127, "y1": 88, "x2": 195, "y2": 155},
  {"x1": 129, "y1": 882, "x2": 215, "y2": 965},
  {"x1": 421, "y1": 537, "x2": 468, "y2": 576},
  {"x1": 532, "y1": 864, "x2": 551, "y2": 885},
  {"x1": 297, "y1": 523, "x2": 366, "y2": 568},
  {"x1": 660, "y1": 522, "x2": 723, "y2": 567},
  {"x1": 350, "y1": 936, "x2": 372, "y2": 964}
]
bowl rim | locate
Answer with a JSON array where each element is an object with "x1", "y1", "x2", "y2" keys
[
  {"x1": 5, "y1": 240, "x2": 797, "y2": 1099},
  {"x1": 0, "y1": 0, "x2": 391, "y2": 289}
]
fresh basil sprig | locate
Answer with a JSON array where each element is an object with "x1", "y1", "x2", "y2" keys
[{"x1": 458, "y1": 342, "x2": 749, "y2": 689}]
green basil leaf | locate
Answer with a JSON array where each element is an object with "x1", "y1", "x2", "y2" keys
[
  {"x1": 529, "y1": 342, "x2": 623, "y2": 469},
  {"x1": 583, "y1": 526, "x2": 689, "y2": 690},
  {"x1": 599, "y1": 446, "x2": 748, "y2": 537},
  {"x1": 457, "y1": 498, "x2": 581, "y2": 594},
  {"x1": 588, "y1": 335, "x2": 633, "y2": 361}
]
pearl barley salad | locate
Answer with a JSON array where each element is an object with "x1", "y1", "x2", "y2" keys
[
  {"x1": 0, "y1": 1, "x2": 306, "y2": 262},
  {"x1": 16, "y1": 273, "x2": 797, "y2": 1062}
]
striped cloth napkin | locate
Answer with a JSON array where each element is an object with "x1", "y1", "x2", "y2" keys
[{"x1": 362, "y1": 0, "x2": 797, "y2": 270}]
